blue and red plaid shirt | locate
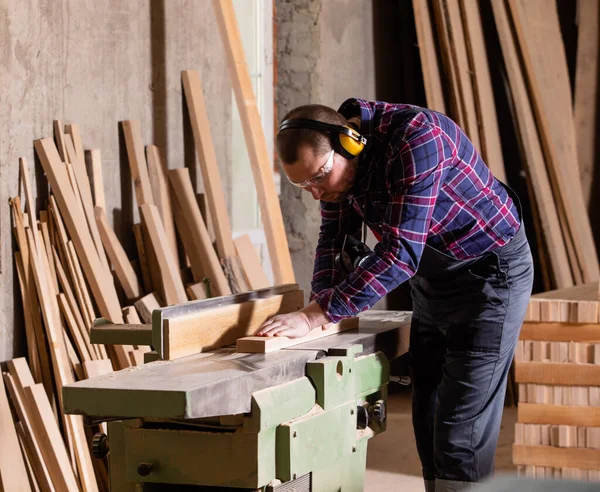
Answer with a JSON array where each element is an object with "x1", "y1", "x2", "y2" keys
[{"x1": 311, "y1": 99, "x2": 521, "y2": 323}]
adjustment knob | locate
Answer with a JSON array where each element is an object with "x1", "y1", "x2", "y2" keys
[
  {"x1": 372, "y1": 399, "x2": 386, "y2": 424},
  {"x1": 356, "y1": 405, "x2": 369, "y2": 430},
  {"x1": 137, "y1": 462, "x2": 153, "y2": 477},
  {"x1": 92, "y1": 433, "x2": 109, "y2": 459}
]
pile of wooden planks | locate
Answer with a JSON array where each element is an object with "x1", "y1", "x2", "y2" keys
[
  {"x1": 513, "y1": 284, "x2": 600, "y2": 482},
  {"x1": 412, "y1": 0, "x2": 599, "y2": 290}
]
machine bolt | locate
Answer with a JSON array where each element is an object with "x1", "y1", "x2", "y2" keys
[
  {"x1": 372, "y1": 399, "x2": 387, "y2": 424},
  {"x1": 137, "y1": 462, "x2": 153, "y2": 477},
  {"x1": 92, "y1": 433, "x2": 109, "y2": 459},
  {"x1": 356, "y1": 405, "x2": 369, "y2": 430}
]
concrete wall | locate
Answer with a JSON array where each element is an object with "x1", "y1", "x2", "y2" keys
[
  {"x1": 0, "y1": 0, "x2": 232, "y2": 361},
  {"x1": 276, "y1": 0, "x2": 376, "y2": 300}
]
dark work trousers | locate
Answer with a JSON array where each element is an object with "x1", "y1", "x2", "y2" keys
[{"x1": 408, "y1": 202, "x2": 533, "y2": 491}]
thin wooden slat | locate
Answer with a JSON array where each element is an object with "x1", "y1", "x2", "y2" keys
[
  {"x1": 168, "y1": 169, "x2": 231, "y2": 297},
  {"x1": 164, "y1": 289, "x2": 304, "y2": 360},
  {"x1": 58, "y1": 294, "x2": 93, "y2": 363},
  {"x1": 133, "y1": 223, "x2": 152, "y2": 294},
  {"x1": 519, "y1": 322, "x2": 600, "y2": 342},
  {"x1": 513, "y1": 444, "x2": 600, "y2": 471},
  {"x1": 171, "y1": 198, "x2": 206, "y2": 284},
  {"x1": 0, "y1": 368, "x2": 31, "y2": 491},
  {"x1": 95, "y1": 207, "x2": 141, "y2": 301},
  {"x1": 86, "y1": 149, "x2": 106, "y2": 210},
  {"x1": 139, "y1": 204, "x2": 188, "y2": 306},
  {"x1": 574, "y1": 0, "x2": 599, "y2": 205},
  {"x1": 145, "y1": 145, "x2": 178, "y2": 266},
  {"x1": 2, "y1": 373, "x2": 55, "y2": 492},
  {"x1": 67, "y1": 240, "x2": 96, "y2": 328},
  {"x1": 212, "y1": 0, "x2": 295, "y2": 285},
  {"x1": 17, "y1": 425, "x2": 42, "y2": 492},
  {"x1": 234, "y1": 234, "x2": 270, "y2": 290},
  {"x1": 186, "y1": 282, "x2": 207, "y2": 301},
  {"x1": 121, "y1": 120, "x2": 154, "y2": 206},
  {"x1": 490, "y1": 0, "x2": 573, "y2": 289},
  {"x1": 181, "y1": 70, "x2": 247, "y2": 293},
  {"x1": 19, "y1": 158, "x2": 44, "y2": 254},
  {"x1": 518, "y1": 403, "x2": 600, "y2": 427},
  {"x1": 459, "y1": 0, "x2": 506, "y2": 183},
  {"x1": 237, "y1": 318, "x2": 358, "y2": 353},
  {"x1": 412, "y1": 0, "x2": 446, "y2": 113},
  {"x1": 134, "y1": 292, "x2": 162, "y2": 324},
  {"x1": 24, "y1": 385, "x2": 79, "y2": 492},
  {"x1": 39, "y1": 220, "x2": 59, "y2": 294},
  {"x1": 34, "y1": 138, "x2": 124, "y2": 323},
  {"x1": 508, "y1": 0, "x2": 599, "y2": 284},
  {"x1": 64, "y1": 136, "x2": 111, "y2": 275},
  {"x1": 129, "y1": 350, "x2": 145, "y2": 367},
  {"x1": 122, "y1": 306, "x2": 142, "y2": 325},
  {"x1": 515, "y1": 361, "x2": 600, "y2": 386},
  {"x1": 53, "y1": 120, "x2": 68, "y2": 163},
  {"x1": 64, "y1": 123, "x2": 84, "y2": 163}
]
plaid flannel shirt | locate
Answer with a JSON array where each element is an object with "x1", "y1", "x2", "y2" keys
[{"x1": 311, "y1": 99, "x2": 521, "y2": 323}]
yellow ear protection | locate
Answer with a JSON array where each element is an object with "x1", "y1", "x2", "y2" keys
[{"x1": 278, "y1": 118, "x2": 367, "y2": 160}]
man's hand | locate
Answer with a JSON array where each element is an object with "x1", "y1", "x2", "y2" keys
[{"x1": 256, "y1": 311, "x2": 313, "y2": 339}]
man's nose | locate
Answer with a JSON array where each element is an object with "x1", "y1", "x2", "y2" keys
[{"x1": 308, "y1": 186, "x2": 324, "y2": 200}]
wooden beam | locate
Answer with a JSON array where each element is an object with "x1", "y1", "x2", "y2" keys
[
  {"x1": 164, "y1": 289, "x2": 304, "y2": 360},
  {"x1": 64, "y1": 123, "x2": 84, "y2": 163},
  {"x1": 518, "y1": 403, "x2": 600, "y2": 427},
  {"x1": 520, "y1": 322, "x2": 600, "y2": 342},
  {"x1": 95, "y1": 207, "x2": 141, "y2": 301},
  {"x1": 134, "y1": 292, "x2": 163, "y2": 324},
  {"x1": 53, "y1": 120, "x2": 68, "y2": 163},
  {"x1": 515, "y1": 361, "x2": 600, "y2": 386},
  {"x1": 132, "y1": 223, "x2": 152, "y2": 294},
  {"x1": 34, "y1": 138, "x2": 124, "y2": 323},
  {"x1": 508, "y1": 0, "x2": 599, "y2": 284},
  {"x1": 513, "y1": 444, "x2": 600, "y2": 471},
  {"x1": 139, "y1": 204, "x2": 188, "y2": 306},
  {"x1": 412, "y1": 0, "x2": 446, "y2": 113},
  {"x1": 0, "y1": 369, "x2": 31, "y2": 491},
  {"x1": 237, "y1": 318, "x2": 358, "y2": 353},
  {"x1": 168, "y1": 168, "x2": 231, "y2": 297},
  {"x1": 212, "y1": 0, "x2": 295, "y2": 285},
  {"x1": 181, "y1": 70, "x2": 246, "y2": 293},
  {"x1": 86, "y1": 149, "x2": 106, "y2": 210},
  {"x1": 234, "y1": 234, "x2": 270, "y2": 290},
  {"x1": 121, "y1": 120, "x2": 154, "y2": 207},
  {"x1": 491, "y1": 0, "x2": 573, "y2": 289},
  {"x1": 170, "y1": 198, "x2": 206, "y2": 284}
]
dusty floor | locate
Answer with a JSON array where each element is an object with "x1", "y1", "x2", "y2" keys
[{"x1": 364, "y1": 387, "x2": 517, "y2": 491}]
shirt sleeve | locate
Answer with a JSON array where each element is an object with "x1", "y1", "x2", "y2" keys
[
  {"x1": 310, "y1": 198, "x2": 363, "y2": 301},
  {"x1": 313, "y1": 121, "x2": 449, "y2": 323}
]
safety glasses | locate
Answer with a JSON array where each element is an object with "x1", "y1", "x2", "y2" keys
[{"x1": 287, "y1": 150, "x2": 335, "y2": 188}]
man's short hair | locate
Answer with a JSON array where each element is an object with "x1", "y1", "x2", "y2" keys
[{"x1": 276, "y1": 104, "x2": 348, "y2": 164}]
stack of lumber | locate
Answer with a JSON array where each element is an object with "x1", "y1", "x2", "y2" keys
[
  {"x1": 513, "y1": 283, "x2": 600, "y2": 482},
  {"x1": 3, "y1": 2, "x2": 294, "y2": 489},
  {"x1": 412, "y1": 0, "x2": 599, "y2": 291}
]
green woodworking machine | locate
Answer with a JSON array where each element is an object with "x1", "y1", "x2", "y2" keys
[{"x1": 63, "y1": 287, "x2": 410, "y2": 491}]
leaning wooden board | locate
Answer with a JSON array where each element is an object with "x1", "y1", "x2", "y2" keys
[{"x1": 237, "y1": 317, "x2": 359, "y2": 353}]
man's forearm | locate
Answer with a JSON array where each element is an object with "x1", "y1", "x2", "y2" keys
[{"x1": 300, "y1": 300, "x2": 331, "y2": 329}]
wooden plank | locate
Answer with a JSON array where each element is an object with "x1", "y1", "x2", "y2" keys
[
  {"x1": 145, "y1": 145, "x2": 178, "y2": 265},
  {"x1": 234, "y1": 234, "x2": 270, "y2": 290},
  {"x1": 181, "y1": 70, "x2": 246, "y2": 293},
  {"x1": 441, "y1": 0, "x2": 480, "y2": 150},
  {"x1": 67, "y1": 240, "x2": 96, "y2": 328},
  {"x1": 513, "y1": 444, "x2": 600, "y2": 471},
  {"x1": 95, "y1": 207, "x2": 141, "y2": 300},
  {"x1": 86, "y1": 149, "x2": 106, "y2": 210},
  {"x1": 212, "y1": 0, "x2": 295, "y2": 285},
  {"x1": 39, "y1": 220, "x2": 59, "y2": 294},
  {"x1": 121, "y1": 120, "x2": 154, "y2": 206},
  {"x1": 34, "y1": 138, "x2": 124, "y2": 323},
  {"x1": 237, "y1": 317, "x2": 358, "y2": 353},
  {"x1": 58, "y1": 293, "x2": 93, "y2": 362},
  {"x1": 164, "y1": 289, "x2": 304, "y2": 360},
  {"x1": 64, "y1": 123, "x2": 84, "y2": 163},
  {"x1": 515, "y1": 361, "x2": 600, "y2": 386},
  {"x1": 519, "y1": 322, "x2": 600, "y2": 342},
  {"x1": 574, "y1": 0, "x2": 599, "y2": 205},
  {"x1": 24, "y1": 385, "x2": 79, "y2": 492},
  {"x1": 518, "y1": 403, "x2": 600, "y2": 427},
  {"x1": 168, "y1": 168, "x2": 231, "y2": 297},
  {"x1": 53, "y1": 120, "x2": 68, "y2": 163},
  {"x1": 532, "y1": 282, "x2": 599, "y2": 301},
  {"x1": 129, "y1": 350, "x2": 145, "y2": 367},
  {"x1": 19, "y1": 158, "x2": 43, "y2": 254},
  {"x1": 133, "y1": 223, "x2": 152, "y2": 293},
  {"x1": 82, "y1": 359, "x2": 113, "y2": 379},
  {"x1": 64, "y1": 135, "x2": 111, "y2": 275},
  {"x1": 508, "y1": 0, "x2": 599, "y2": 284},
  {"x1": 412, "y1": 0, "x2": 446, "y2": 113},
  {"x1": 490, "y1": 0, "x2": 573, "y2": 289},
  {"x1": 90, "y1": 321, "x2": 152, "y2": 347},
  {"x1": 134, "y1": 292, "x2": 163, "y2": 324},
  {"x1": 460, "y1": 0, "x2": 506, "y2": 182},
  {"x1": 17, "y1": 424, "x2": 42, "y2": 492},
  {"x1": 139, "y1": 204, "x2": 188, "y2": 305},
  {"x1": 186, "y1": 282, "x2": 207, "y2": 301},
  {"x1": 123, "y1": 306, "x2": 142, "y2": 325},
  {"x1": 0, "y1": 367, "x2": 31, "y2": 491},
  {"x1": 2, "y1": 373, "x2": 55, "y2": 492},
  {"x1": 171, "y1": 198, "x2": 206, "y2": 283}
]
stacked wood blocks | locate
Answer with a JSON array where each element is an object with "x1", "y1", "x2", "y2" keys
[{"x1": 513, "y1": 283, "x2": 600, "y2": 482}]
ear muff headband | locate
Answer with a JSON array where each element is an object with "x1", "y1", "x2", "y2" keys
[{"x1": 278, "y1": 118, "x2": 367, "y2": 159}]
